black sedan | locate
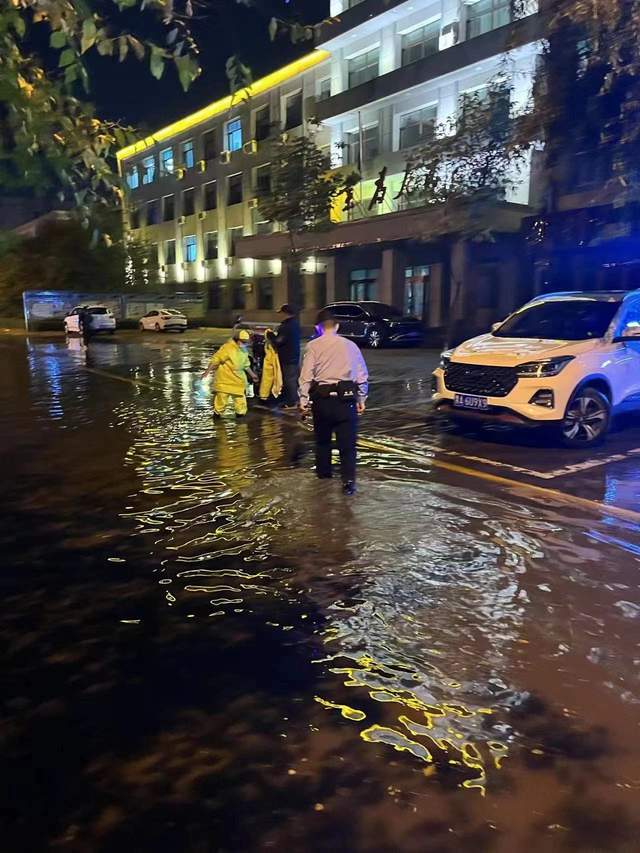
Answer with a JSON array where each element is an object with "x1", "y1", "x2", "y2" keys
[{"x1": 323, "y1": 301, "x2": 424, "y2": 348}]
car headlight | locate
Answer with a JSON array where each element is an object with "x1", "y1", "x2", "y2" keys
[
  {"x1": 439, "y1": 349, "x2": 453, "y2": 369},
  {"x1": 516, "y1": 356, "x2": 574, "y2": 378}
]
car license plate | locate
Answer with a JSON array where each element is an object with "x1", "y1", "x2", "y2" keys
[{"x1": 454, "y1": 394, "x2": 489, "y2": 410}]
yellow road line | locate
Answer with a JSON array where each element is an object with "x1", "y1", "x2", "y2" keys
[
  {"x1": 86, "y1": 365, "x2": 640, "y2": 526},
  {"x1": 358, "y1": 436, "x2": 640, "y2": 525}
]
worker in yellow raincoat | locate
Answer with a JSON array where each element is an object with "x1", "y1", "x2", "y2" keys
[
  {"x1": 259, "y1": 331, "x2": 283, "y2": 402},
  {"x1": 201, "y1": 329, "x2": 257, "y2": 417}
]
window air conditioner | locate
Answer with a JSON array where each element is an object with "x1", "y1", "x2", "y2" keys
[
  {"x1": 219, "y1": 150, "x2": 231, "y2": 164},
  {"x1": 243, "y1": 140, "x2": 258, "y2": 155},
  {"x1": 439, "y1": 21, "x2": 459, "y2": 50}
]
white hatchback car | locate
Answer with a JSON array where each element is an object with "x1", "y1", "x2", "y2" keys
[
  {"x1": 432, "y1": 290, "x2": 640, "y2": 447},
  {"x1": 64, "y1": 305, "x2": 116, "y2": 336},
  {"x1": 139, "y1": 309, "x2": 188, "y2": 332}
]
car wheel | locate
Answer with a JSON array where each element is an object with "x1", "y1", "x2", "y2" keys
[
  {"x1": 155, "y1": 323, "x2": 162, "y2": 332},
  {"x1": 560, "y1": 387, "x2": 611, "y2": 448},
  {"x1": 367, "y1": 327, "x2": 385, "y2": 349}
]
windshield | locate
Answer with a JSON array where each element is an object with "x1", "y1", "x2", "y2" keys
[
  {"x1": 88, "y1": 307, "x2": 108, "y2": 315},
  {"x1": 363, "y1": 302, "x2": 403, "y2": 318},
  {"x1": 162, "y1": 310, "x2": 183, "y2": 316},
  {"x1": 494, "y1": 300, "x2": 620, "y2": 341}
]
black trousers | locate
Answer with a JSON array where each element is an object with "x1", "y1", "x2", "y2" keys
[
  {"x1": 312, "y1": 397, "x2": 358, "y2": 483},
  {"x1": 281, "y1": 363, "x2": 299, "y2": 405}
]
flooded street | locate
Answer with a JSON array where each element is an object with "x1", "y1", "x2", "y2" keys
[{"x1": 2, "y1": 331, "x2": 640, "y2": 852}]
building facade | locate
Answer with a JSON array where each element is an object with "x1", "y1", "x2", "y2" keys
[{"x1": 118, "y1": 0, "x2": 542, "y2": 339}]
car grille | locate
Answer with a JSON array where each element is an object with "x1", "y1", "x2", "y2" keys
[{"x1": 444, "y1": 363, "x2": 517, "y2": 397}]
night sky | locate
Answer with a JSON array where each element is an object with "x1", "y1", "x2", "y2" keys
[{"x1": 88, "y1": 0, "x2": 327, "y2": 133}]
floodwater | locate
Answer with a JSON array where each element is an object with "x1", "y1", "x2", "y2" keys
[{"x1": 2, "y1": 332, "x2": 640, "y2": 852}]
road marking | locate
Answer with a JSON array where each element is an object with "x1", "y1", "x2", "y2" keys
[
  {"x1": 85, "y1": 367, "x2": 160, "y2": 389},
  {"x1": 357, "y1": 436, "x2": 640, "y2": 526},
  {"x1": 84, "y1": 364, "x2": 640, "y2": 525}
]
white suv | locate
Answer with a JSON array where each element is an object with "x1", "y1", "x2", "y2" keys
[{"x1": 432, "y1": 290, "x2": 640, "y2": 447}]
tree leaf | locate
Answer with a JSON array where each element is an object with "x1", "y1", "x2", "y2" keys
[
  {"x1": 150, "y1": 49, "x2": 165, "y2": 80},
  {"x1": 176, "y1": 54, "x2": 198, "y2": 92},
  {"x1": 96, "y1": 39, "x2": 114, "y2": 57},
  {"x1": 128, "y1": 36, "x2": 145, "y2": 61},
  {"x1": 268, "y1": 17, "x2": 278, "y2": 42},
  {"x1": 50, "y1": 30, "x2": 67, "y2": 49},
  {"x1": 59, "y1": 49, "x2": 76, "y2": 68},
  {"x1": 13, "y1": 15, "x2": 26, "y2": 38},
  {"x1": 81, "y1": 19, "x2": 97, "y2": 54},
  {"x1": 118, "y1": 36, "x2": 129, "y2": 62},
  {"x1": 167, "y1": 28, "x2": 179, "y2": 45}
]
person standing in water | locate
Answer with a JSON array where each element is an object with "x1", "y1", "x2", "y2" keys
[{"x1": 202, "y1": 329, "x2": 257, "y2": 417}]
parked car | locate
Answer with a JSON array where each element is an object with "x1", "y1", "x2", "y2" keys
[
  {"x1": 64, "y1": 305, "x2": 116, "y2": 336},
  {"x1": 432, "y1": 290, "x2": 640, "y2": 447},
  {"x1": 139, "y1": 309, "x2": 188, "y2": 332},
  {"x1": 324, "y1": 301, "x2": 424, "y2": 348}
]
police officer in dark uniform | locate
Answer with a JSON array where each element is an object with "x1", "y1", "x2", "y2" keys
[{"x1": 299, "y1": 308, "x2": 369, "y2": 496}]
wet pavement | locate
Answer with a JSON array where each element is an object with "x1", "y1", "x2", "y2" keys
[{"x1": 2, "y1": 330, "x2": 640, "y2": 852}]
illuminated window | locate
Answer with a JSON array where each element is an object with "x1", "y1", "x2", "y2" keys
[
  {"x1": 183, "y1": 234, "x2": 197, "y2": 263},
  {"x1": 160, "y1": 146, "x2": 174, "y2": 176},
  {"x1": 146, "y1": 199, "x2": 159, "y2": 225},
  {"x1": 162, "y1": 194, "x2": 175, "y2": 221},
  {"x1": 347, "y1": 48, "x2": 379, "y2": 89},
  {"x1": 182, "y1": 187, "x2": 195, "y2": 217},
  {"x1": 164, "y1": 239, "x2": 176, "y2": 265},
  {"x1": 126, "y1": 166, "x2": 139, "y2": 190},
  {"x1": 226, "y1": 118, "x2": 243, "y2": 152},
  {"x1": 284, "y1": 91, "x2": 303, "y2": 130},
  {"x1": 227, "y1": 226, "x2": 243, "y2": 257},
  {"x1": 227, "y1": 173, "x2": 243, "y2": 205},
  {"x1": 254, "y1": 106, "x2": 271, "y2": 141},
  {"x1": 142, "y1": 156, "x2": 155, "y2": 185},
  {"x1": 203, "y1": 129, "x2": 218, "y2": 161},
  {"x1": 349, "y1": 268, "x2": 379, "y2": 301},
  {"x1": 205, "y1": 231, "x2": 218, "y2": 260},
  {"x1": 401, "y1": 20, "x2": 441, "y2": 66},
  {"x1": 404, "y1": 265, "x2": 430, "y2": 318},
  {"x1": 203, "y1": 180, "x2": 217, "y2": 211},
  {"x1": 399, "y1": 105, "x2": 437, "y2": 149},
  {"x1": 181, "y1": 139, "x2": 195, "y2": 169},
  {"x1": 466, "y1": 0, "x2": 511, "y2": 39}
]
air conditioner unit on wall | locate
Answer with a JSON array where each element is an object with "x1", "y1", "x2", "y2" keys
[
  {"x1": 219, "y1": 150, "x2": 231, "y2": 164},
  {"x1": 243, "y1": 140, "x2": 258, "y2": 155},
  {"x1": 439, "y1": 21, "x2": 459, "y2": 50}
]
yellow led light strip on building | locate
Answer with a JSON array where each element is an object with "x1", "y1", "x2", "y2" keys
[{"x1": 116, "y1": 50, "x2": 330, "y2": 162}]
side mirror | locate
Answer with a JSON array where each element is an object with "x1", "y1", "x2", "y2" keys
[
  {"x1": 615, "y1": 322, "x2": 640, "y2": 343},
  {"x1": 491, "y1": 321, "x2": 503, "y2": 333}
]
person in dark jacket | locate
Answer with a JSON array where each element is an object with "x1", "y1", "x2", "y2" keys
[{"x1": 274, "y1": 304, "x2": 301, "y2": 408}]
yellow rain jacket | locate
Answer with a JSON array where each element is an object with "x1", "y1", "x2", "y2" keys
[
  {"x1": 259, "y1": 338, "x2": 283, "y2": 400},
  {"x1": 208, "y1": 339, "x2": 250, "y2": 396}
]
